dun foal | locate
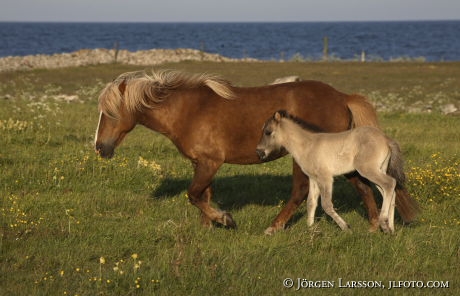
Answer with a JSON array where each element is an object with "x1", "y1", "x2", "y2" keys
[{"x1": 256, "y1": 110, "x2": 406, "y2": 233}]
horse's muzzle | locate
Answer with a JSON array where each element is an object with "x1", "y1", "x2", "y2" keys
[{"x1": 95, "y1": 142, "x2": 115, "y2": 159}]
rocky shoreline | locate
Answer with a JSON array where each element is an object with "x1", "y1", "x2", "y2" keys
[
  {"x1": 0, "y1": 48, "x2": 258, "y2": 72},
  {"x1": 1, "y1": 49, "x2": 458, "y2": 115}
]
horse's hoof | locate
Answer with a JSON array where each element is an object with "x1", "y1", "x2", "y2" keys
[
  {"x1": 264, "y1": 227, "x2": 276, "y2": 235},
  {"x1": 368, "y1": 224, "x2": 379, "y2": 233},
  {"x1": 368, "y1": 219, "x2": 379, "y2": 232},
  {"x1": 222, "y1": 212, "x2": 237, "y2": 229},
  {"x1": 264, "y1": 223, "x2": 284, "y2": 235},
  {"x1": 200, "y1": 214, "x2": 213, "y2": 228}
]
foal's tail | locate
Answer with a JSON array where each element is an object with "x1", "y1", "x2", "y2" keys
[
  {"x1": 387, "y1": 138, "x2": 421, "y2": 223},
  {"x1": 347, "y1": 94, "x2": 420, "y2": 223},
  {"x1": 387, "y1": 139, "x2": 406, "y2": 188}
]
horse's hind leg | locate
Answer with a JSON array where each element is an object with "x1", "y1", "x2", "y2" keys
[
  {"x1": 319, "y1": 177, "x2": 351, "y2": 231},
  {"x1": 265, "y1": 161, "x2": 309, "y2": 235}
]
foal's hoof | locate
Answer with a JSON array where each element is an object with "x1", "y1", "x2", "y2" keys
[
  {"x1": 222, "y1": 212, "x2": 237, "y2": 229},
  {"x1": 380, "y1": 226, "x2": 395, "y2": 234},
  {"x1": 379, "y1": 218, "x2": 392, "y2": 234},
  {"x1": 340, "y1": 224, "x2": 352, "y2": 232}
]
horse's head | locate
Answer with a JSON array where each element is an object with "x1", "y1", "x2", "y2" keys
[
  {"x1": 94, "y1": 80, "x2": 137, "y2": 159},
  {"x1": 256, "y1": 111, "x2": 285, "y2": 161}
]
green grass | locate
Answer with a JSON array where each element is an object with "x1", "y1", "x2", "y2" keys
[{"x1": 1, "y1": 62, "x2": 459, "y2": 295}]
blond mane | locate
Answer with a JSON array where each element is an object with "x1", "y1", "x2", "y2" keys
[{"x1": 98, "y1": 69, "x2": 236, "y2": 119}]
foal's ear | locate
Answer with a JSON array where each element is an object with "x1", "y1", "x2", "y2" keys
[{"x1": 274, "y1": 111, "x2": 282, "y2": 123}]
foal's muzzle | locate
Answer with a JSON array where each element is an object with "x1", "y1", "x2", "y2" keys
[{"x1": 256, "y1": 149, "x2": 267, "y2": 160}]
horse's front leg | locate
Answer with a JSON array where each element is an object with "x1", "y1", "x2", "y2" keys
[
  {"x1": 265, "y1": 161, "x2": 309, "y2": 235},
  {"x1": 187, "y1": 160, "x2": 237, "y2": 229},
  {"x1": 199, "y1": 186, "x2": 213, "y2": 227}
]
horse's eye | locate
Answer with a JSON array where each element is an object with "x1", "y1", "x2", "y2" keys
[{"x1": 264, "y1": 130, "x2": 272, "y2": 136}]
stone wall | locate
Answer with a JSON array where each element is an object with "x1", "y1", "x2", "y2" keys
[{"x1": 0, "y1": 48, "x2": 258, "y2": 72}]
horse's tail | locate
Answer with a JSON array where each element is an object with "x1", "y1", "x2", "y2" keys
[
  {"x1": 345, "y1": 94, "x2": 380, "y2": 129},
  {"x1": 387, "y1": 138, "x2": 421, "y2": 223},
  {"x1": 346, "y1": 94, "x2": 420, "y2": 223}
]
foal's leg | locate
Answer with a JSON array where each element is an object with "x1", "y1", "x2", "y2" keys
[
  {"x1": 378, "y1": 178, "x2": 397, "y2": 234},
  {"x1": 319, "y1": 177, "x2": 351, "y2": 231},
  {"x1": 188, "y1": 160, "x2": 236, "y2": 228},
  {"x1": 375, "y1": 180, "x2": 396, "y2": 234},
  {"x1": 388, "y1": 190, "x2": 396, "y2": 232},
  {"x1": 346, "y1": 173, "x2": 379, "y2": 232},
  {"x1": 306, "y1": 179, "x2": 320, "y2": 227},
  {"x1": 265, "y1": 161, "x2": 309, "y2": 235},
  {"x1": 358, "y1": 169, "x2": 396, "y2": 233}
]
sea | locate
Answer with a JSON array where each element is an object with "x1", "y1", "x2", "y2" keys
[{"x1": 0, "y1": 21, "x2": 459, "y2": 61}]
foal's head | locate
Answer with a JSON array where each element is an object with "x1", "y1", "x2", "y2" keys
[
  {"x1": 256, "y1": 110, "x2": 324, "y2": 161},
  {"x1": 255, "y1": 111, "x2": 287, "y2": 161}
]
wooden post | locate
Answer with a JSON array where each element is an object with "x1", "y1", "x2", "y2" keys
[
  {"x1": 200, "y1": 41, "x2": 205, "y2": 61},
  {"x1": 113, "y1": 41, "x2": 119, "y2": 63},
  {"x1": 361, "y1": 50, "x2": 366, "y2": 62},
  {"x1": 323, "y1": 36, "x2": 329, "y2": 61}
]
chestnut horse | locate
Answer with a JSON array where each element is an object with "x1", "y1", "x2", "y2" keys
[{"x1": 94, "y1": 70, "x2": 419, "y2": 234}]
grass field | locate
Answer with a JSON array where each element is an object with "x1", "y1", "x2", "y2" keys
[{"x1": 1, "y1": 62, "x2": 459, "y2": 295}]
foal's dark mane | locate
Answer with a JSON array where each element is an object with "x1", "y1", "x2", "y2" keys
[{"x1": 277, "y1": 110, "x2": 325, "y2": 133}]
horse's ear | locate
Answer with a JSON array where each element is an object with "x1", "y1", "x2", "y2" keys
[
  {"x1": 118, "y1": 80, "x2": 127, "y2": 95},
  {"x1": 274, "y1": 111, "x2": 282, "y2": 123}
]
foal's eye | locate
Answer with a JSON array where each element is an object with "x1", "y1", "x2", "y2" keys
[{"x1": 264, "y1": 130, "x2": 272, "y2": 136}]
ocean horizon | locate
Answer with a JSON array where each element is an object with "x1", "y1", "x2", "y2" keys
[{"x1": 1, "y1": 20, "x2": 459, "y2": 61}]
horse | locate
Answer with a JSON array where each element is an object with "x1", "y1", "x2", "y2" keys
[
  {"x1": 94, "y1": 69, "x2": 419, "y2": 234},
  {"x1": 256, "y1": 110, "x2": 405, "y2": 233}
]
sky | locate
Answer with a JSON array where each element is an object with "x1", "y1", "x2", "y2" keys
[{"x1": 1, "y1": 0, "x2": 459, "y2": 22}]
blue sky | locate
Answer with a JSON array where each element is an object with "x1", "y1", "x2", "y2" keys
[{"x1": 1, "y1": 0, "x2": 459, "y2": 22}]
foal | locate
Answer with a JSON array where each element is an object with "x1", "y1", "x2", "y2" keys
[{"x1": 256, "y1": 111, "x2": 406, "y2": 233}]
